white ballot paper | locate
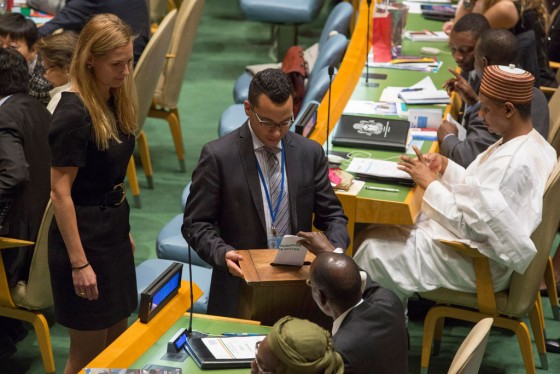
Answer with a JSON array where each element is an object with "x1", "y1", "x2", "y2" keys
[
  {"x1": 446, "y1": 113, "x2": 466, "y2": 141},
  {"x1": 272, "y1": 235, "x2": 308, "y2": 266},
  {"x1": 202, "y1": 336, "x2": 265, "y2": 359}
]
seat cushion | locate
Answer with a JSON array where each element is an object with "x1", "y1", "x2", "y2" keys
[
  {"x1": 219, "y1": 104, "x2": 246, "y2": 137},
  {"x1": 240, "y1": 0, "x2": 325, "y2": 24},
  {"x1": 156, "y1": 214, "x2": 211, "y2": 269},
  {"x1": 233, "y1": 71, "x2": 252, "y2": 103},
  {"x1": 136, "y1": 258, "x2": 212, "y2": 314}
]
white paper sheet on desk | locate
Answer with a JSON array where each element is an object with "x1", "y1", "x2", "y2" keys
[
  {"x1": 446, "y1": 113, "x2": 466, "y2": 141},
  {"x1": 272, "y1": 235, "x2": 308, "y2": 266},
  {"x1": 380, "y1": 76, "x2": 439, "y2": 103},
  {"x1": 202, "y1": 336, "x2": 265, "y2": 359},
  {"x1": 344, "y1": 100, "x2": 405, "y2": 116},
  {"x1": 346, "y1": 158, "x2": 413, "y2": 180}
]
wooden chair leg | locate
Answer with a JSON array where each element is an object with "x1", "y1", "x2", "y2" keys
[
  {"x1": 421, "y1": 307, "x2": 448, "y2": 372},
  {"x1": 536, "y1": 293, "x2": 545, "y2": 336},
  {"x1": 167, "y1": 108, "x2": 186, "y2": 172},
  {"x1": 148, "y1": 107, "x2": 186, "y2": 172},
  {"x1": 0, "y1": 307, "x2": 55, "y2": 374},
  {"x1": 433, "y1": 316, "x2": 445, "y2": 356},
  {"x1": 544, "y1": 256, "x2": 559, "y2": 320},
  {"x1": 137, "y1": 130, "x2": 154, "y2": 189},
  {"x1": 126, "y1": 156, "x2": 141, "y2": 208},
  {"x1": 494, "y1": 317, "x2": 537, "y2": 374},
  {"x1": 528, "y1": 303, "x2": 548, "y2": 370}
]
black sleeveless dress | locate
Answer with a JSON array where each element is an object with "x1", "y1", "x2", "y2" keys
[{"x1": 48, "y1": 92, "x2": 137, "y2": 330}]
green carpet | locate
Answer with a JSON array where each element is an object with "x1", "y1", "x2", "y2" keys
[{"x1": 3, "y1": 0, "x2": 560, "y2": 372}]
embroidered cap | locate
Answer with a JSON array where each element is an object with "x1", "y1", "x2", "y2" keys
[{"x1": 479, "y1": 64, "x2": 534, "y2": 104}]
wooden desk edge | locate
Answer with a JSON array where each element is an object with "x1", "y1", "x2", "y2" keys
[{"x1": 80, "y1": 280, "x2": 202, "y2": 372}]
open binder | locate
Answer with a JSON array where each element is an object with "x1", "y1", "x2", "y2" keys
[{"x1": 185, "y1": 335, "x2": 266, "y2": 369}]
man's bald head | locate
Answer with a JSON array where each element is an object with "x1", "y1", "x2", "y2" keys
[{"x1": 310, "y1": 253, "x2": 362, "y2": 311}]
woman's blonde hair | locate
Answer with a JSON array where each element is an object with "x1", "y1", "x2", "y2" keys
[{"x1": 70, "y1": 13, "x2": 138, "y2": 150}]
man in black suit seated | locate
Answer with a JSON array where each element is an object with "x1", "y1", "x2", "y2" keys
[
  {"x1": 37, "y1": 0, "x2": 150, "y2": 63},
  {"x1": 299, "y1": 232, "x2": 408, "y2": 374}
]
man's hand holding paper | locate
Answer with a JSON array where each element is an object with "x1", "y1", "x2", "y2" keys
[{"x1": 398, "y1": 146, "x2": 446, "y2": 189}]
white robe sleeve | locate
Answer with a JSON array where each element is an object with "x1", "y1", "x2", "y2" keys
[{"x1": 421, "y1": 146, "x2": 547, "y2": 274}]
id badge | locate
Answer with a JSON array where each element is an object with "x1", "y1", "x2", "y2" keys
[{"x1": 267, "y1": 235, "x2": 283, "y2": 249}]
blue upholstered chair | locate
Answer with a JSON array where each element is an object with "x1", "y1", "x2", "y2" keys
[
  {"x1": 135, "y1": 258, "x2": 212, "y2": 313},
  {"x1": 239, "y1": 0, "x2": 326, "y2": 58},
  {"x1": 220, "y1": 34, "x2": 348, "y2": 137},
  {"x1": 233, "y1": 1, "x2": 353, "y2": 103},
  {"x1": 136, "y1": 181, "x2": 213, "y2": 313}
]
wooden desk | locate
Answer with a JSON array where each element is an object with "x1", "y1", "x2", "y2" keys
[
  {"x1": 83, "y1": 283, "x2": 270, "y2": 373},
  {"x1": 237, "y1": 249, "x2": 331, "y2": 329},
  {"x1": 81, "y1": 280, "x2": 202, "y2": 372},
  {"x1": 309, "y1": 2, "x2": 455, "y2": 252}
]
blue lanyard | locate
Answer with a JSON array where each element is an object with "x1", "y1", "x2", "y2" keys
[{"x1": 256, "y1": 144, "x2": 285, "y2": 231}]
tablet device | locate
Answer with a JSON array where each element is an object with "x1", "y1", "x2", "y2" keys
[{"x1": 294, "y1": 101, "x2": 319, "y2": 137}]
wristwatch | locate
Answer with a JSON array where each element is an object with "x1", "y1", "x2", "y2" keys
[{"x1": 463, "y1": 0, "x2": 474, "y2": 9}]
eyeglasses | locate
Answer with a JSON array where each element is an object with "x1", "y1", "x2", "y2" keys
[
  {"x1": 250, "y1": 103, "x2": 294, "y2": 129},
  {"x1": 254, "y1": 341, "x2": 275, "y2": 373}
]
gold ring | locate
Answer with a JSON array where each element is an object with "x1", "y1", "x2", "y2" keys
[{"x1": 79, "y1": 292, "x2": 86, "y2": 296}]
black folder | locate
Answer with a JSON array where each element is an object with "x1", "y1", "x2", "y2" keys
[
  {"x1": 332, "y1": 115, "x2": 410, "y2": 152},
  {"x1": 185, "y1": 335, "x2": 266, "y2": 369}
]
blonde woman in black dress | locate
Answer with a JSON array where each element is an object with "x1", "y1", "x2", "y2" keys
[{"x1": 48, "y1": 14, "x2": 138, "y2": 374}]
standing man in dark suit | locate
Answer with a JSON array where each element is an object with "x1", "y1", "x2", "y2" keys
[
  {"x1": 0, "y1": 48, "x2": 51, "y2": 358},
  {"x1": 183, "y1": 69, "x2": 350, "y2": 317},
  {"x1": 299, "y1": 232, "x2": 408, "y2": 374},
  {"x1": 37, "y1": 0, "x2": 150, "y2": 63}
]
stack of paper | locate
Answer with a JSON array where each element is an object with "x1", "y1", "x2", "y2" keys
[
  {"x1": 398, "y1": 89, "x2": 450, "y2": 104},
  {"x1": 405, "y1": 30, "x2": 449, "y2": 42},
  {"x1": 346, "y1": 158, "x2": 414, "y2": 186},
  {"x1": 368, "y1": 58, "x2": 443, "y2": 73},
  {"x1": 396, "y1": 76, "x2": 450, "y2": 104}
]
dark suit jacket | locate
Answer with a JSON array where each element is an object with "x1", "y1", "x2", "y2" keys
[
  {"x1": 441, "y1": 87, "x2": 549, "y2": 167},
  {"x1": 334, "y1": 276, "x2": 408, "y2": 374},
  {"x1": 183, "y1": 122, "x2": 350, "y2": 316},
  {"x1": 38, "y1": 0, "x2": 150, "y2": 63},
  {"x1": 0, "y1": 93, "x2": 51, "y2": 287}
]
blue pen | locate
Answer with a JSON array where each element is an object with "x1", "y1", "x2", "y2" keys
[
  {"x1": 401, "y1": 88, "x2": 423, "y2": 92},
  {"x1": 222, "y1": 333, "x2": 263, "y2": 337}
]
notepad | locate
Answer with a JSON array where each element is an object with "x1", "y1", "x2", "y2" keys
[{"x1": 398, "y1": 89, "x2": 450, "y2": 104}]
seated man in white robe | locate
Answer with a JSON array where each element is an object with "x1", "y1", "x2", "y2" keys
[{"x1": 354, "y1": 65, "x2": 557, "y2": 304}]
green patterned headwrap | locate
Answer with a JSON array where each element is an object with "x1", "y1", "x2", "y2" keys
[{"x1": 267, "y1": 316, "x2": 344, "y2": 374}]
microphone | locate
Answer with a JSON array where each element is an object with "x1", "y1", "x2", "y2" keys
[
  {"x1": 184, "y1": 217, "x2": 206, "y2": 339},
  {"x1": 326, "y1": 65, "x2": 335, "y2": 158},
  {"x1": 365, "y1": 0, "x2": 372, "y2": 86}
]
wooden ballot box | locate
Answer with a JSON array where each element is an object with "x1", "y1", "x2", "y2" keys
[{"x1": 237, "y1": 249, "x2": 332, "y2": 329}]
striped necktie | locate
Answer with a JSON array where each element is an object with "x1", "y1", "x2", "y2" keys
[{"x1": 264, "y1": 147, "x2": 290, "y2": 236}]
